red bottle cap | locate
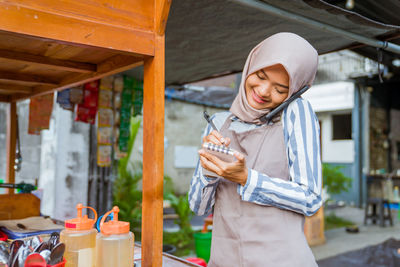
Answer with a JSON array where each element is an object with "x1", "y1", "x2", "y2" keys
[{"x1": 65, "y1": 203, "x2": 97, "y2": 230}]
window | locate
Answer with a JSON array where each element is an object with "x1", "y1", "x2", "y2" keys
[{"x1": 332, "y1": 114, "x2": 352, "y2": 140}]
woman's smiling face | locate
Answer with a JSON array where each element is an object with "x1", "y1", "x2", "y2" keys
[{"x1": 245, "y1": 64, "x2": 290, "y2": 110}]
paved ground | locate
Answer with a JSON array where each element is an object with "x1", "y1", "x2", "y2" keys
[
  {"x1": 164, "y1": 205, "x2": 400, "y2": 261},
  {"x1": 312, "y1": 205, "x2": 400, "y2": 260}
]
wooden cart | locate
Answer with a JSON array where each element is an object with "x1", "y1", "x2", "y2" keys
[{"x1": 0, "y1": 1, "x2": 170, "y2": 266}]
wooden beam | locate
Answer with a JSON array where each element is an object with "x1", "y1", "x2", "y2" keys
[
  {"x1": 141, "y1": 34, "x2": 165, "y2": 267},
  {"x1": 0, "y1": 95, "x2": 10, "y2": 102},
  {"x1": 0, "y1": 2, "x2": 155, "y2": 56},
  {"x1": 6, "y1": 102, "x2": 17, "y2": 195},
  {"x1": 0, "y1": 72, "x2": 58, "y2": 86},
  {"x1": 155, "y1": 0, "x2": 171, "y2": 36},
  {"x1": 0, "y1": 83, "x2": 33, "y2": 94},
  {"x1": 0, "y1": 49, "x2": 97, "y2": 73},
  {"x1": 13, "y1": 55, "x2": 143, "y2": 101}
]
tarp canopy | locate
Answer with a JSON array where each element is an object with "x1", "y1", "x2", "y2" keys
[{"x1": 126, "y1": 0, "x2": 400, "y2": 85}]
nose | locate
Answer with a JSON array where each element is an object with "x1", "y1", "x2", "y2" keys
[{"x1": 258, "y1": 82, "x2": 272, "y2": 97}]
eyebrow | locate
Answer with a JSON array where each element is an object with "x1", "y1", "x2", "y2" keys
[{"x1": 260, "y1": 69, "x2": 289, "y2": 89}]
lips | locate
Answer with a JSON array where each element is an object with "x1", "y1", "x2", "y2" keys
[{"x1": 251, "y1": 90, "x2": 268, "y2": 104}]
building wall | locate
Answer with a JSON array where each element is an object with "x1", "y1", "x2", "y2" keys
[
  {"x1": 318, "y1": 112, "x2": 354, "y2": 164},
  {"x1": 390, "y1": 109, "x2": 400, "y2": 171},
  {"x1": 39, "y1": 104, "x2": 90, "y2": 220},
  {"x1": 0, "y1": 101, "x2": 41, "y2": 188},
  {"x1": 132, "y1": 99, "x2": 225, "y2": 194},
  {"x1": 303, "y1": 81, "x2": 360, "y2": 205},
  {"x1": 369, "y1": 107, "x2": 389, "y2": 172}
]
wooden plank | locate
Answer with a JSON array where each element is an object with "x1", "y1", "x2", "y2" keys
[
  {"x1": 0, "y1": 194, "x2": 40, "y2": 220},
  {"x1": 0, "y1": 3, "x2": 155, "y2": 56},
  {"x1": 0, "y1": 95, "x2": 10, "y2": 102},
  {"x1": 0, "y1": 49, "x2": 97, "y2": 73},
  {"x1": 0, "y1": 83, "x2": 33, "y2": 94},
  {"x1": 6, "y1": 102, "x2": 17, "y2": 195},
  {"x1": 6, "y1": 0, "x2": 154, "y2": 33},
  {"x1": 141, "y1": 33, "x2": 165, "y2": 267},
  {"x1": 12, "y1": 55, "x2": 143, "y2": 101},
  {"x1": 0, "y1": 71, "x2": 58, "y2": 86},
  {"x1": 155, "y1": 0, "x2": 171, "y2": 35},
  {"x1": 304, "y1": 207, "x2": 326, "y2": 246}
]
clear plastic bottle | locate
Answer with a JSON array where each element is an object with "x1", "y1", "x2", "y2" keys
[
  {"x1": 96, "y1": 206, "x2": 134, "y2": 267},
  {"x1": 60, "y1": 203, "x2": 97, "y2": 267}
]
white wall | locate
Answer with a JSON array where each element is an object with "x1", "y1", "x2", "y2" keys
[
  {"x1": 303, "y1": 82, "x2": 354, "y2": 112},
  {"x1": 39, "y1": 104, "x2": 90, "y2": 220},
  {"x1": 318, "y1": 113, "x2": 354, "y2": 163},
  {"x1": 303, "y1": 82, "x2": 355, "y2": 163}
]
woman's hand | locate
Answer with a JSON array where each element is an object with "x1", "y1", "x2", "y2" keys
[
  {"x1": 199, "y1": 149, "x2": 248, "y2": 186},
  {"x1": 203, "y1": 130, "x2": 231, "y2": 147}
]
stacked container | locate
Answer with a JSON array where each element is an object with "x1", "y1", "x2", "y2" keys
[
  {"x1": 96, "y1": 206, "x2": 134, "y2": 267},
  {"x1": 60, "y1": 203, "x2": 97, "y2": 267}
]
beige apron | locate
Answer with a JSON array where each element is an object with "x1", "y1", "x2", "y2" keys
[{"x1": 208, "y1": 115, "x2": 317, "y2": 267}]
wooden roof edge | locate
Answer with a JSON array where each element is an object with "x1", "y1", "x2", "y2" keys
[
  {"x1": 0, "y1": 49, "x2": 97, "y2": 73},
  {"x1": 0, "y1": 95, "x2": 10, "y2": 102},
  {"x1": 12, "y1": 55, "x2": 144, "y2": 102}
]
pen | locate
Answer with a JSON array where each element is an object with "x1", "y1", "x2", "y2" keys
[{"x1": 203, "y1": 111, "x2": 226, "y2": 145}]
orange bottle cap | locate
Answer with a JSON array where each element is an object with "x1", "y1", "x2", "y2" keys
[
  {"x1": 65, "y1": 203, "x2": 97, "y2": 231},
  {"x1": 100, "y1": 206, "x2": 130, "y2": 235}
]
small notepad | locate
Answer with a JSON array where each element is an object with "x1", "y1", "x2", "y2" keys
[{"x1": 201, "y1": 143, "x2": 237, "y2": 178}]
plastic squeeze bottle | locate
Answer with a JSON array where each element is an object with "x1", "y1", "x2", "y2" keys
[
  {"x1": 96, "y1": 206, "x2": 134, "y2": 267},
  {"x1": 60, "y1": 203, "x2": 97, "y2": 267}
]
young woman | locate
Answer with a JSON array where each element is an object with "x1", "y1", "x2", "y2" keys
[{"x1": 188, "y1": 32, "x2": 322, "y2": 267}]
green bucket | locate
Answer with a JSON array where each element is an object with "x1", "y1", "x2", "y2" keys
[{"x1": 194, "y1": 232, "x2": 212, "y2": 262}]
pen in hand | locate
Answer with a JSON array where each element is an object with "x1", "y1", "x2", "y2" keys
[{"x1": 203, "y1": 111, "x2": 226, "y2": 146}]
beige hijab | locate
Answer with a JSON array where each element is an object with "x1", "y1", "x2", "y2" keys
[{"x1": 230, "y1": 32, "x2": 318, "y2": 124}]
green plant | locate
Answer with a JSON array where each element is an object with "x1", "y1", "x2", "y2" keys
[
  {"x1": 113, "y1": 116, "x2": 142, "y2": 232},
  {"x1": 164, "y1": 192, "x2": 195, "y2": 256},
  {"x1": 322, "y1": 163, "x2": 352, "y2": 196},
  {"x1": 165, "y1": 193, "x2": 194, "y2": 232},
  {"x1": 324, "y1": 213, "x2": 355, "y2": 230}
]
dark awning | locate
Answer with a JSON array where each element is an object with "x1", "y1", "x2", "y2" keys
[{"x1": 125, "y1": 0, "x2": 400, "y2": 85}]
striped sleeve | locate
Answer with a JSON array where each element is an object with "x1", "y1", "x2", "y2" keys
[
  {"x1": 188, "y1": 113, "x2": 229, "y2": 215},
  {"x1": 239, "y1": 98, "x2": 322, "y2": 216}
]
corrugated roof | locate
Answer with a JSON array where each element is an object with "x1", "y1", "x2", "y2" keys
[
  {"x1": 124, "y1": 0, "x2": 400, "y2": 85},
  {"x1": 123, "y1": 0, "x2": 400, "y2": 85}
]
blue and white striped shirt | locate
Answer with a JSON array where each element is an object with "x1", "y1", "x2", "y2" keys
[{"x1": 188, "y1": 98, "x2": 322, "y2": 217}]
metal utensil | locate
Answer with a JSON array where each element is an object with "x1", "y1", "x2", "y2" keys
[
  {"x1": 48, "y1": 232, "x2": 60, "y2": 250},
  {"x1": 0, "y1": 241, "x2": 9, "y2": 264},
  {"x1": 16, "y1": 244, "x2": 31, "y2": 267},
  {"x1": 26, "y1": 236, "x2": 41, "y2": 251},
  {"x1": 39, "y1": 250, "x2": 51, "y2": 264},
  {"x1": 9, "y1": 240, "x2": 24, "y2": 266},
  {"x1": 33, "y1": 242, "x2": 48, "y2": 253},
  {"x1": 48, "y1": 243, "x2": 65, "y2": 265}
]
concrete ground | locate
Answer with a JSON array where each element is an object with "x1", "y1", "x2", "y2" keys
[
  {"x1": 164, "y1": 205, "x2": 400, "y2": 261},
  {"x1": 312, "y1": 205, "x2": 400, "y2": 261}
]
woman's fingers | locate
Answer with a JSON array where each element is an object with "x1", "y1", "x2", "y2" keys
[
  {"x1": 233, "y1": 151, "x2": 245, "y2": 163},
  {"x1": 206, "y1": 135, "x2": 223, "y2": 146},
  {"x1": 203, "y1": 130, "x2": 227, "y2": 146},
  {"x1": 224, "y1": 137, "x2": 231, "y2": 147},
  {"x1": 199, "y1": 149, "x2": 226, "y2": 168},
  {"x1": 211, "y1": 130, "x2": 226, "y2": 143},
  {"x1": 199, "y1": 155, "x2": 221, "y2": 174}
]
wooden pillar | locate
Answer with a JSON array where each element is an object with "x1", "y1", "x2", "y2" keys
[
  {"x1": 141, "y1": 35, "x2": 165, "y2": 266},
  {"x1": 6, "y1": 102, "x2": 17, "y2": 194}
]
